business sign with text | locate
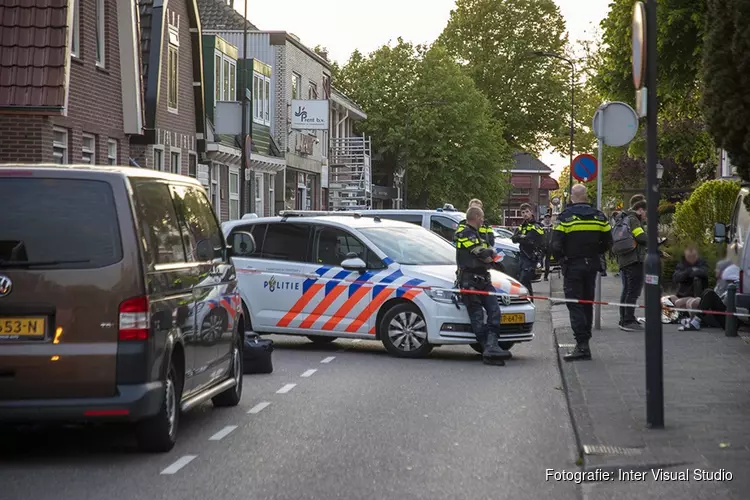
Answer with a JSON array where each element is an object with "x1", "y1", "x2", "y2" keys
[{"x1": 291, "y1": 99, "x2": 329, "y2": 130}]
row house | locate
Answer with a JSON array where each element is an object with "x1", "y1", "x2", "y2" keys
[
  {"x1": 199, "y1": 0, "x2": 331, "y2": 215},
  {"x1": 503, "y1": 152, "x2": 559, "y2": 226},
  {"x1": 0, "y1": 0, "x2": 206, "y2": 184}
]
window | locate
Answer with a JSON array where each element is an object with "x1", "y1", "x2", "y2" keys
[
  {"x1": 254, "y1": 173, "x2": 263, "y2": 216},
  {"x1": 214, "y1": 54, "x2": 222, "y2": 102},
  {"x1": 170, "y1": 151, "x2": 181, "y2": 174},
  {"x1": 359, "y1": 226, "x2": 456, "y2": 266},
  {"x1": 322, "y1": 74, "x2": 330, "y2": 99},
  {"x1": 153, "y1": 148, "x2": 164, "y2": 171},
  {"x1": 230, "y1": 223, "x2": 266, "y2": 257},
  {"x1": 229, "y1": 168, "x2": 240, "y2": 220},
  {"x1": 0, "y1": 178, "x2": 122, "y2": 269},
  {"x1": 107, "y1": 139, "x2": 117, "y2": 165},
  {"x1": 253, "y1": 72, "x2": 270, "y2": 125},
  {"x1": 71, "y1": 0, "x2": 80, "y2": 58},
  {"x1": 292, "y1": 72, "x2": 301, "y2": 99},
  {"x1": 308, "y1": 81, "x2": 318, "y2": 99},
  {"x1": 95, "y1": 0, "x2": 105, "y2": 66},
  {"x1": 313, "y1": 226, "x2": 384, "y2": 268},
  {"x1": 214, "y1": 51, "x2": 237, "y2": 102},
  {"x1": 268, "y1": 174, "x2": 275, "y2": 216},
  {"x1": 167, "y1": 29, "x2": 179, "y2": 111},
  {"x1": 260, "y1": 223, "x2": 311, "y2": 261},
  {"x1": 430, "y1": 215, "x2": 459, "y2": 242},
  {"x1": 170, "y1": 185, "x2": 224, "y2": 262},
  {"x1": 82, "y1": 134, "x2": 95, "y2": 164},
  {"x1": 52, "y1": 127, "x2": 68, "y2": 164},
  {"x1": 131, "y1": 181, "x2": 185, "y2": 265},
  {"x1": 211, "y1": 165, "x2": 220, "y2": 215},
  {"x1": 188, "y1": 153, "x2": 197, "y2": 178}
]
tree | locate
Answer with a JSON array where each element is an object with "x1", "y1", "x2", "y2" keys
[
  {"x1": 438, "y1": 0, "x2": 571, "y2": 154},
  {"x1": 702, "y1": 0, "x2": 750, "y2": 180},
  {"x1": 334, "y1": 40, "x2": 512, "y2": 213},
  {"x1": 672, "y1": 179, "x2": 739, "y2": 244}
]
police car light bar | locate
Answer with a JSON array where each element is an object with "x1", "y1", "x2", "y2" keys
[{"x1": 278, "y1": 210, "x2": 363, "y2": 218}]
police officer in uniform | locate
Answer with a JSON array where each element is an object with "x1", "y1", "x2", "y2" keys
[
  {"x1": 512, "y1": 203, "x2": 545, "y2": 299},
  {"x1": 456, "y1": 198, "x2": 495, "y2": 246},
  {"x1": 550, "y1": 184, "x2": 613, "y2": 361},
  {"x1": 454, "y1": 206, "x2": 511, "y2": 365}
]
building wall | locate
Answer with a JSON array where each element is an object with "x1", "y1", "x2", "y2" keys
[{"x1": 0, "y1": 0, "x2": 128, "y2": 165}]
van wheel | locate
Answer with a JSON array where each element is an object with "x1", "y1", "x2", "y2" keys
[
  {"x1": 379, "y1": 303, "x2": 433, "y2": 358},
  {"x1": 470, "y1": 341, "x2": 515, "y2": 354},
  {"x1": 135, "y1": 361, "x2": 181, "y2": 453},
  {"x1": 307, "y1": 335, "x2": 337, "y2": 344},
  {"x1": 212, "y1": 336, "x2": 243, "y2": 407}
]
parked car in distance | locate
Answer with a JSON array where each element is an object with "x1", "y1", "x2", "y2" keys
[
  {"x1": 222, "y1": 211, "x2": 535, "y2": 358},
  {"x1": 358, "y1": 209, "x2": 523, "y2": 280},
  {"x1": 0, "y1": 165, "x2": 250, "y2": 453}
]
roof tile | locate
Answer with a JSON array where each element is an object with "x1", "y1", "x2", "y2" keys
[
  {"x1": 0, "y1": 0, "x2": 67, "y2": 109},
  {"x1": 197, "y1": 0, "x2": 258, "y2": 31}
]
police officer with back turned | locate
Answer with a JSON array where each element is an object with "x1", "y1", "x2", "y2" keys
[
  {"x1": 455, "y1": 206, "x2": 512, "y2": 365},
  {"x1": 550, "y1": 184, "x2": 613, "y2": 361}
]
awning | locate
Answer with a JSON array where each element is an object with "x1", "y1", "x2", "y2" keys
[
  {"x1": 206, "y1": 142, "x2": 240, "y2": 166},
  {"x1": 540, "y1": 176, "x2": 559, "y2": 190},
  {"x1": 249, "y1": 153, "x2": 285, "y2": 174}
]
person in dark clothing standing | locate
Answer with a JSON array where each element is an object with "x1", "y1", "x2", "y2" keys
[
  {"x1": 454, "y1": 206, "x2": 511, "y2": 365},
  {"x1": 512, "y1": 203, "x2": 545, "y2": 299},
  {"x1": 551, "y1": 184, "x2": 613, "y2": 361},
  {"x1": 615, "y1": 200, "x2": 648, "y2": 331},
  {"x1": 671, "y1": 245, "x2": 709, "y2": 299}
]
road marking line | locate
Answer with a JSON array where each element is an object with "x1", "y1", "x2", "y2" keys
[
  {"x1": 277, "y1": 383, "x2": 297, "y2": 394},
  {"x1": 248, "y1": 401, "x2": 270, "y2": 414},
  {"x1": 301, "y1": 369, "x2": 317, "y2": 377},
  {"x1": 160, "y1": 455, "x2": 197, "y2": 475},
  {"x1": 321, "y1": 356, "x2": 336, "y2": 363},
  {"x1": 209, "y1": 425, "x2": 238, "y2": 441}
]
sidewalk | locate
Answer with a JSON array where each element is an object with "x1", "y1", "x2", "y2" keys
[{"x1": 548, "y1": 275, "x2": 750, "y2": 500}]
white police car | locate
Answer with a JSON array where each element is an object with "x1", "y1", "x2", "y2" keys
[{"x1": 222, "y1": 211, "x2": 535, "y2": 358}]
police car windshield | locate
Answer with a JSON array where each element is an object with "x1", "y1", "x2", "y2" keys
[{"x1": 358, "y1": 227, "x2": 455, "y2": 266}]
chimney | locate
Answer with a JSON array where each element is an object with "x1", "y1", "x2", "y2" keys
[
  {"x1": 319, "y1": 48, "x2": 329, "y2": 61},
  {"x1": 228, "y1": 0, "x2": 234, "y2": 7}
]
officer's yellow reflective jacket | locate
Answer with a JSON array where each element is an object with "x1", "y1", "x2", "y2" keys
[{"x1": 550, "y1": 203, "x2": 613, "y2": 261}]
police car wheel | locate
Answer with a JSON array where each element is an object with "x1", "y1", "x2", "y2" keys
[
  {"x1": 379, "y1": 303, "x2": 432, "y2": 358},
  {"x1": 307, "y1": 335, "x2": 337, "y2": 344}
]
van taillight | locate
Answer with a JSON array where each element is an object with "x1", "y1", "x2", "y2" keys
[{"x1": 118, "y1": 296, "x2": 150, "y2": 341}]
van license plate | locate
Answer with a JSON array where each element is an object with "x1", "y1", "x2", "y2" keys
[
  {"x1": 0, "y1": 317, "x2": 47, "y2": 339},
  {"x1": 501, "y1": 313, "x2": 525, "y2": 325}
]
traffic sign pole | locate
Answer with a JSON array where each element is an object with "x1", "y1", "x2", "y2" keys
[{"x1": 594, "y1": 118, "x2": 604, "y2": 330}]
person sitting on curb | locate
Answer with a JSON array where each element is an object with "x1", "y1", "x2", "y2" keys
[
  {"x1": 677, "y1": 259, "x2": 739, "y2": 331},
  {"x1": 669, "y1": 244, "x2": 709, "y2": 308}
]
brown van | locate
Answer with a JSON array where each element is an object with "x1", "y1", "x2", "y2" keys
[{"x1": 0, "y1": 165, "x2": 254, "y2": 452}]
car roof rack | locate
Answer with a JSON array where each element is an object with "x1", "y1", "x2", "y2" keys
[{"x1": 278, "y1": 210, "x2": 385, "y2": 223}]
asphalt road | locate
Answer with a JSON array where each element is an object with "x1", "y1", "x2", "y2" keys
[{"x1": 0, "y1": 301, "x2": 580, "y2": 500}]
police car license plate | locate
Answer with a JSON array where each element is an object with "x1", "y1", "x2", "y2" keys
[{"x1": 501, "y1": 313, "x2": 525, "y2": 324}]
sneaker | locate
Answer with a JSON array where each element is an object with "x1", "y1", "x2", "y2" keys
[{"x1": 619, "y1": 321, "x2": 644, "y2": 332}]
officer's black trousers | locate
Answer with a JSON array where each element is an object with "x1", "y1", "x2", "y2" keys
[
  {"x1": 519, "y1": 255, "x2": 536, "y2": 299},
  {"x1": 562, "y1": 258, "x2": 599, "y2": 344},
  {"x1": 462, "y1": 283, "x2": 501, "y2": 344}
]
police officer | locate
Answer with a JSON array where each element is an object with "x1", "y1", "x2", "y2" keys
[
  {"x1": 454, "y1": 206, "x2": 512, "y2": 365},
  {"x1": 512, "y1": 203, "x2": 545, "y2": 299},
  {"x1": 456, "y1": 198, "x2": 495, "y2": 246},
  {"x1": 550, "y1": 184, "x2": 613, "y2": 361}
]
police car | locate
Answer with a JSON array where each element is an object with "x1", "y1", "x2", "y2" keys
[{"x1": 222, "y1": 211, "x2": 535, "y2": 358}]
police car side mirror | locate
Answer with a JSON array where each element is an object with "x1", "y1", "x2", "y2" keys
[
  {"x1": 714, "y1": 223, "x2": 727, "y2": 244},
  {"x1": 341, "y1": 257, "x2": 367, "y2": 274},
  {"x1": 226, "y1": 231, "x2": 255, "y2": 258}
]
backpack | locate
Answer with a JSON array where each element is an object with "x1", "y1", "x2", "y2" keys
[{"x1": 611, "y1": 213, "x2": 637, "y2": 256}]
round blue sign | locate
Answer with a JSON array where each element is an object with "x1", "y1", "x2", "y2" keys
[{"x1": 571, "y1": 154, "x2": 598, "y2": 182}]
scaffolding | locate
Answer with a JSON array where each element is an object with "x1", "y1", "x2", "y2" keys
[{"x1": 328, "y1": 135, "x2": 372, "y2": 210}]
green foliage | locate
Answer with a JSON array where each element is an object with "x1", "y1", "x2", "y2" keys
[
  {"x1": 437, "y1": 0, "x2": 570, "y2": 154},
  {"x1": 672, "y1": 180, "x2": 740, "y2": 244},
  {"x1": 702, "y1": 0, "x2": 750, "y2": 181},
  {"x1": 334, "y1": 40, "x2": 512, "y2": 214}
]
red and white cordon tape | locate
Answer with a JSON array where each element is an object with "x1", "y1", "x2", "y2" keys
[{"x1": 235, "y1": 268, "x2": 748, "y2": 318}]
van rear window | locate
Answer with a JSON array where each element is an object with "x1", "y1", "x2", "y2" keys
[{"x1": 0, "y1": 178, "x2": 122, "y2": 269}]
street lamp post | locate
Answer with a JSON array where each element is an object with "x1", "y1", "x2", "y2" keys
[
  {"x1": 403, "y1": 100, "x2": 448, "y2": 209},
  {"x1": 528, "y1": 51, "x2": 576, "y2": 200}
]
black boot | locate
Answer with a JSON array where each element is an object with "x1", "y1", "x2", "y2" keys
[
  {"x1": 563, "y1": 342, "x2": 591, "y2": 361},
  {"x1": 483, "y1": 331, "x2": 512, "y2": 365}
]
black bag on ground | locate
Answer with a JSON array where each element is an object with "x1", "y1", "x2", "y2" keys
[{"x1": 243, "y1": 333, "x2": 273, "y2": 374}]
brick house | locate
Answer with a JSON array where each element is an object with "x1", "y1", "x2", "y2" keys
[
  {"x1": 128, "y1": 0, "x2": 206, "y2": 180},
  {"x1": 503, "y1": 152, "x2": 559, "y2": 226},
  {"x1": 0, "y1": 0, "x2": 142, "y2": 165}
]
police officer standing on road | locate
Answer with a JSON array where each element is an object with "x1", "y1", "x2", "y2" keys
[
  {"x1": 512, "y1": 203, "x2": 545, "y2": 300},
  {"x1": 456, "y1": 199, "x2": 495, "y2": 246},
  {"x1": 455, "y1": 206, "x2": 512, "y2": 366},
  {"x1": 550, "y1": 184, "x2": 613, "y2": 361}
]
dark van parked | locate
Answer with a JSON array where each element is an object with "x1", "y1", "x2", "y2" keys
[{"x1": 0, "y1": 165, "x2": 253, "y2": 452}]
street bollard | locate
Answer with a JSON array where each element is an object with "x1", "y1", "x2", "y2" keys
[{"x1": 725, "y1": 283, "x2": 738, "y2": 337}]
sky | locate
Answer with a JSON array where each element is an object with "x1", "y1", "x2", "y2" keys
[{"x1": 238, "y1": 0, "x2": 611, "y2": 179}]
